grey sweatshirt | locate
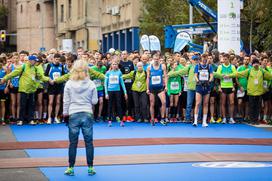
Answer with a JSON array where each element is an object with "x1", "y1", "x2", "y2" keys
[{"x1": 63, "y1": 78, "x2": 98, "y2": 115}]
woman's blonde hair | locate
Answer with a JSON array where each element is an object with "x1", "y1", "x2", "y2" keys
[{"x1": 69, "y1": 59, "x2": 89, "y2": 81}]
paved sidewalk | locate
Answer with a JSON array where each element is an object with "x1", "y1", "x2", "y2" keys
[{"x1": 0, "y1": 126, "x2": 48, "y2": 181}]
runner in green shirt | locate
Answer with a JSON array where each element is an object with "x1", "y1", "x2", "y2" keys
[
  {"x1": 123, "y1": 62, "x2": 148, "y2": 123},
  {"x1": 234, "y1": 58, "x2": 272, "y2": 124},
  {"x1": 91, "y1": 60, "x2": 107, "y2": 122},
  {"x1": 167, "y1": 59, "x2": 182, "y2": 122},
  {"x1": 236, "y1": 55, "x2": 250, "y2": 121},
  {"x1": 216, "y1": 54, "x2": 237, "y2": 124},
  {"x1": 260, "y1": 56, "x2": 271, "y2": 123}
]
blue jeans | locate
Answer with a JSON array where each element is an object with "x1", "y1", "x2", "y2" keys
[
  {"x1": 185, "y1": 90, "x2": 202, "y2": 121},
  {"x1": 68, "y1": 112, "x2": 94, "y2": 167}
]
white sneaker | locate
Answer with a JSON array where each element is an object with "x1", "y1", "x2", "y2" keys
[
  {"x1": 29, "y1": 120, "x2": 37, "y2": 125},
  {"x1": 192, "y1": 122, "x2": 198, "y2": 127},
  {"x1": 55, "y1": 117, "x2": 61, "y2": 124},
  {"x1": 46, "y1": 118, "x2": 52, "y2": 124},
  {"x1": 202, "y1": 122, "x2": 208, "y2": 127},
  {"x1": 17, "y1": 120, "x2": 23, "y2": 126},
  {"x1": 210, "y1": 117, "x2": 216, "y2": 124},
  {"x1": 222, "y1": 118, "x2": 227, "y2": 124},
  {"x1": 229, "y1": 118, "x2": 236, "y2": 124}
]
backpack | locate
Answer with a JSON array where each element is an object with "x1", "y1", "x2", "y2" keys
[{"x1": 133, "y1": 70, "x2": 147, "y2": 80}]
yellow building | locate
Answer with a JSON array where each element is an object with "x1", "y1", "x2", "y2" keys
[
  {"x1": 17, "y1": 0, "x2": 56, "y2": 52},
  {"x1": 55, "y1": 0, "x2": 101, "y2": 52},
  {"x1": 101, "y1": 0, "x2": 141, "y2": 53}
]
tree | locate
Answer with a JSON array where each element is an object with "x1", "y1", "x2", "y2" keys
[
  {"x1": 139, "y1": 0, "x2": 216, "y2": 50},
  {"x1": 0, "y1": 5, "x2": 8, "y2": 29}
]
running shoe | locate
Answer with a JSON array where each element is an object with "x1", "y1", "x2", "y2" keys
[
  {"x1": 229, "y1": 118, "x2": 236, "y2": 124},
  {"x1": 259, "y1": 120, "x2": 268, "y2": 125},
  {"x1": 160, "y1": 119, "x2": 167, "y2": 126},
  {"x1": 46, "y1": 118, "x2": 52, "y2": 124},
  {"x1": 192, "y1": 122, "x2": 198, "y2": 127},
  {"x1": 144, "y1": 119, "x2": 149, "y2": 123},
  {"x1": 64, "y1": 167, "x2": 74, "y2": 176},
  {"x1": 29, "y1": 120, "x2": 37, "y2": 125},
  {"x1": 120, "y1": 121, "x2": 125, "y2": 127},
  {"x1": 222, "y1": 118, "x2": 227, "y2": 124},
  {"x1": 55, "y1": 117, "x2": 61, "y2": 124},
  {"x1": 122, "y1": 116, "x2": 127, "y2": 122},
  {"x1": 88, "y1": 166, "x2": 96, "y2": 176},
  {"x1": 1, "y1": 119, "x2": 6, "y2": 126},
  {"x1": 136, "y1": 119, "x2": 142, "y2": 123},
  {"x1": 97, "y1": 116, "x2": 104, "y2": 122},
  {"x1": 17, "y1": 120, "x2": 23, "y2": 126},
  {"x1": 210, "y1": 117, "x2": 216, "y2": 124},
  {"x1": 150, "y1": 119, "x2": 155, "y2": 126},
  {"x1": 108, "y1": 121, "x2": 112, "y2": 127},
  {"x1": 216, "y1": 117, "x2": 222, "y2": 123},
  {"x1": 116, "y1": 117, "x2": 121, "y2": 122},
  {"x1": 38, "y1": 119, "x2": 44, "y2": 125},
  {"x1": 127, "y1": 116, "x2": 134, "y2": 122},
  {"x1": 202, "y1": 122, "x2": 208, "y2": 127}
]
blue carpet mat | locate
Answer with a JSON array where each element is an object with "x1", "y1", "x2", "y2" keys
[
  {"x1": 40, "y1": 162, "x2": 272, "y2": 181},
  {"x1": 26, "y1": 144, "x2": 272, "y2": 158},
  {"x1": 10, "y1": 123, "x2": 272, "y2": 142}
]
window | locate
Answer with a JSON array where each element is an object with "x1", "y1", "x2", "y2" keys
[
  {"x1": 60, "y1": 4, "x2": 64, "y2": 22},
  {"x1": 68, "y1": 0, "x2": 72, "y2": 19},
  {"x1": 36, "y1": 3, "x2": 40, "y2": 12},
  {"x1": 82, "y1": 41, "x2": 85, "y2": 49},
  {"x1": 78, "y1": 0, "x2": 83, "y2": 19},
  {"x1": 20, "y1": 4, "x2": 23, "y2": 13}
]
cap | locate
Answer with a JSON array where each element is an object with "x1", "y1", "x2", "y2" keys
[
  {"x1": 192, "y1": 55, "x2": 200, "y2": 61},
  {"x1": 28, "y1": 55, "x2": 38, "y2": 61}
]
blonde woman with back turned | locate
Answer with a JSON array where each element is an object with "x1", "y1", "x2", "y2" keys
[{"x1": 63, "y1": 59, "x2": 98, "y2": 176}]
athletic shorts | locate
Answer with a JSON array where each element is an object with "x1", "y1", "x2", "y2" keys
[
  {"x1": 196, "y1": 85, "x2": 211, "y2": 96},
  {"x1": 48, "y1": 84, "x2": 63, "y2": 95},
  {"x1": 237, "y1": 90, "x2": 249, "y2": 102},
  {"x1": 150, "y1": 89, "x2": 164, "y2": 95},
  {"x1": 36, "y1": 88, "x2": 44, "y2": 95},
  {"x1": 262, "y1": 91, "x2": 271, "y2": 101},
  {"x1": 210, "y1": 90, "x2": 218, "y2": 97},
  {"x1": 98, "y1": 90, "x2": 104, "y2": 98},
  {"x1": 9, "y1": 87, "x2": 19, "y2": 94},
  {"x1": 221, "y1": 88, "x2": 233, "y2": 95},
  {"x1": 0, "y1": 90, "x2": 6, "y2": 101}
]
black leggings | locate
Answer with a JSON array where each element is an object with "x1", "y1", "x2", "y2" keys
[{"x1": 108, "y1": 91, "x2": 123, "y2": 120}]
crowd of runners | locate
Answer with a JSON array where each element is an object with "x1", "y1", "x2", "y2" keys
[{"x1": 0, "y1": 47, "x2": 272, "y2": 127}]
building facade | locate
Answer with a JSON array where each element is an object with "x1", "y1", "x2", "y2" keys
[
  {"x1": 0, "y1": 0, "x2": 17, "y2": 51},
  {"x1": 17, "y1": 0, "x2": 56, "y2": 52},
  {"x1": 101, "y1": 0, "x2": 141, "y2": 53},
  {"x1": 55, "y1": 0, "x2": 101, "y2": 52}
]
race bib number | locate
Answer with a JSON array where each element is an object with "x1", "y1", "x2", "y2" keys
[
  {"x1": 170, "y1": 82, "x2": 179, "y2": 90},
  {"x1": 237, "y1": 89, "x2": 245, "y2": 98},
  {"x1": 151, "y1": 76, "x2": 161, "y2": 85},
  {"x1": 124, "y1": 79, "x2": 132, "y2": 83},
  {"x1": 263, "y1": 81, "x2": 268, "y2": 89},
  {"x1": 136, "y1": 81, "x2": 142, "y2": 88},
  {"x1": 52, "y1": 72, "x2": 61, "y2": 80},
  {"x1": 109, "y1": 75, "x2": 119, "y2": 84},
  {"x1": 223, "y1": 77, "x2": 232, "y2": 83},
  {"x1": 93, "y1": 79, "x2": 101, "y2": 87},
  {"x1": 199, "y1": 70, "x2": 209, "y2": 81},
  {"x1": 254, "y1": 79, "x2": 259, "y2": 85}
]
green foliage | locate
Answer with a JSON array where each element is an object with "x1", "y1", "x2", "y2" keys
[
  {"x1": 139, "y1": 0, "x2": 216, "y2": 50},
  {"x1": 0, "y1": 5, "x2": 8, "y2": 18},
  {"x1": 140, "y1": 0, "x2": 272, "y2": 51}
]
